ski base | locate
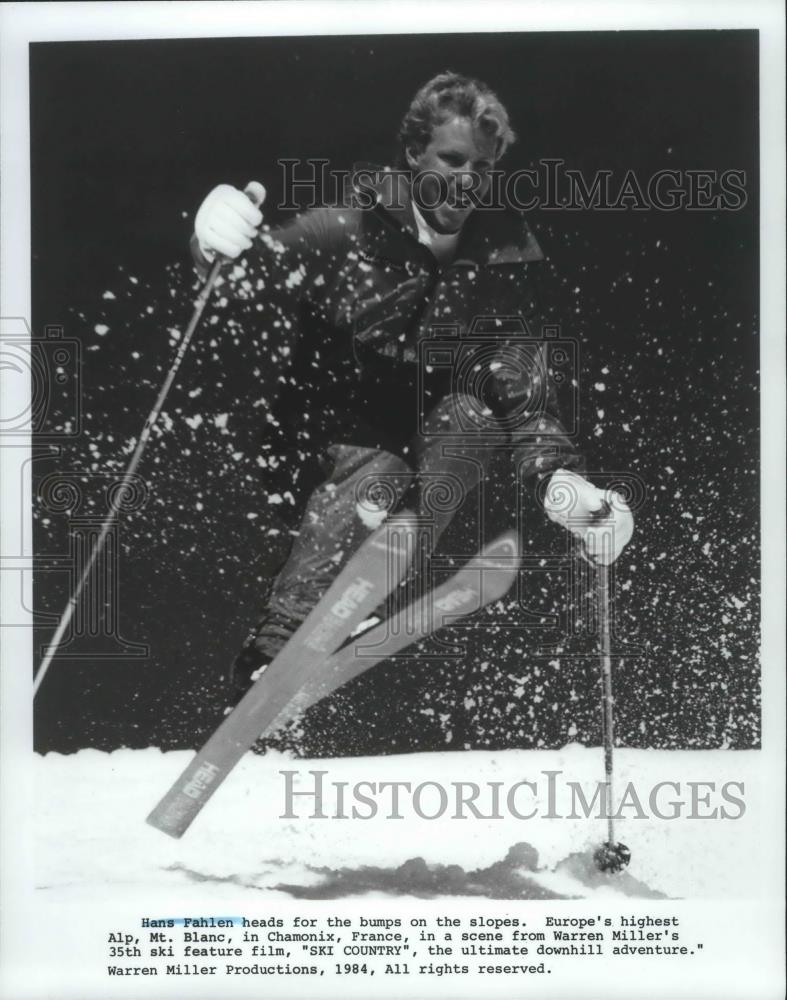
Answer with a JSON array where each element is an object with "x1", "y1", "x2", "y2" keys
[
  {"x1": 146, "y1": 525, "x2": 519, "y2": 838},
  {"x1": 270, "y1": 530, "x2": 519, "y2": 728},
  {"x1": 146, "y1": 514, "x2": 419, "y2": 838}
]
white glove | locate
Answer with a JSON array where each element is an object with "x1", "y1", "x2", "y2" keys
[
  {"x1": 543, "y1": 469, "x2": 634, "y2": 565},
  {"x1": 194, "y1": 182, "x2": 266, "y2": 261}
]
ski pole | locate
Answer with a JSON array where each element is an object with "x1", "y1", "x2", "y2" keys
[
  {"x1": 33, "y1": 183, "x2": 265, "y2": 697},
  {"x1": 589, "y1": 510, "x2": 631, "y2": 873},
  {"x1": 597, "y1": 560, "x2": 616, "y2": 843}
]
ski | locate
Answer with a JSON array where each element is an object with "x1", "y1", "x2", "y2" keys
[
  {"x1": 146, "y1": 512, "x2": 420, "y2": 838},
  {"x1": 267, "y1": 529, "x2": 520, "y2": 730}
]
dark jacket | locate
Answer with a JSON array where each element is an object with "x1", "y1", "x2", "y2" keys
[{"x1": 191, "y1": 169, "x2": 583, "y2": 480}]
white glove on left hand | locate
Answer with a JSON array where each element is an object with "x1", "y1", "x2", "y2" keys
[
  {"x1": 194, "y1": 181, "x2": 266, "y2": 261},
  {"x1": 543, "y1": 469, "x2": 634, "y2": 565}
]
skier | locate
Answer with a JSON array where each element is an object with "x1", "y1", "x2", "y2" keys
[{"x1": 190, "y1": 72, "x2": 634, "y2": 701}]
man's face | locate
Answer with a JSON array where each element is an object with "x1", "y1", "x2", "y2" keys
[{"x1": 406, "y1": 116, "x2": 498, "y2": 234}]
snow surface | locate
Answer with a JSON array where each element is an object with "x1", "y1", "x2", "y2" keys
[{"x1": 34, "y1": 745, "x2": 764, "y2": 902}]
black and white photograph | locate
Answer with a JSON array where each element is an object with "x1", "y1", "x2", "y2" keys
[{"x1": 1, "y1": 2, "x2": 784, "y2": 998}]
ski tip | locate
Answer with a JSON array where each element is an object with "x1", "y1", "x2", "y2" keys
[
  {"x1": 145, "y1": 801, "x2": 191, "y2": 839},
  {"x1": 480, "y1": 530, "x2": 520, "y2": 563},
  {"x1": 145, "y1": 817, "x2": 185, "y2": 840}
]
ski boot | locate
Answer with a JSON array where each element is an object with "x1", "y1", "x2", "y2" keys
[{"x1": 224, "y1": 609, "x2": 300, "y2": 710}]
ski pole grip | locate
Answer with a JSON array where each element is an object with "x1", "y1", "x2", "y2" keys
[
  {"x1": 589, "y1": 498, "x2": 612, "y2": 524},
  {"x1": 243, "y1": 181, "x2": 267, "y2": 209},
  {"x1": 580, "y1": 498, "x2": 612, "y2": 565}
]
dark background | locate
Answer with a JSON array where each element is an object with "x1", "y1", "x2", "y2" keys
[{"x1": 30, "y1": 31, "x2": 759, "y2": 754}]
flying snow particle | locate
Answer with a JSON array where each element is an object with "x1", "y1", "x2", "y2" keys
[{"x1": 285, "y1": 266, "x2": 306, "y2": 289}]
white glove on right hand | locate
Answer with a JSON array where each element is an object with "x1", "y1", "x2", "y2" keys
[
  {"x1": 194, "y1": 182, "x2": 265, "y2": 261},
  {"x1": 544, "y1": 468, "x2": 634, "y2": 565}
]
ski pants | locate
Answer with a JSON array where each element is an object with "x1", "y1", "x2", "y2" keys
[{"x1": 236, "y1": 393, "x2": 502, "y2": 671}]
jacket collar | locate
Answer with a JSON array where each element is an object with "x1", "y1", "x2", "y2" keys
[{"x1": 350, "y1": 163, "x2": 544, "y2": 267}]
